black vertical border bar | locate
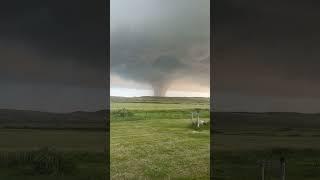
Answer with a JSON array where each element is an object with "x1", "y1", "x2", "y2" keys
[
  {"x1": 210, "y1": 0, "x2": 215, "y2": 179},
  {"x1": 106, "y1": 0, "x2": 110, "y2": 179}
]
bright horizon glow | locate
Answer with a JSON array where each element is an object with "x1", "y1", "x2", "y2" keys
[{"x1": 111, "y1": 87, "x2": 209, "y2": 97}]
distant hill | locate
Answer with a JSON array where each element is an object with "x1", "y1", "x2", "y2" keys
[
  {"x1": 0, "y1": 109, "x2": 107, "y2": 129},
  {"x1": 3, "y1": 97, "x2": 320, "y2": 130},
  {"x1": 213, "y1": 112, "x2": 320, "y2": 129},
  {"x1": 111, "y1": 96, "x2": 209, "y2": 104}
]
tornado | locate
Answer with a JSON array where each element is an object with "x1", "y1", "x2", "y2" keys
[
  {"x1": 152, "y1": 82, "x2": 169, "y2": 96},
  {"x1": 148, "y1": 55, "x2": 183, "y2": 97}
]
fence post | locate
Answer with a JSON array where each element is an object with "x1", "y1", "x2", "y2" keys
[
  {"x1": 197, "y1": 112, "x2": 200, "y2": 128},
  {"x1": 280, "y1": 157, "x2": 286, "y2": 180},
  {"x1": 191, "y1": 112, "x2": 194, "y2": 122},
  {"x1": 260, "y1": 160, "x2": 265, "y2": 180}
]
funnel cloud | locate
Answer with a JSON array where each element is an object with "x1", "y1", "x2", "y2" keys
[{"x1": 149, "y1": 55, "x2": 184, "y2": 96}]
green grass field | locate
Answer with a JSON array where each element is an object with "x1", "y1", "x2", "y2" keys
[
  {"x1": 0, "y1": 128, "x2": 106, "y2": 179},
  {"x1": 213, "y1": 112, "x2": 320, "y2": 180},
  {"x1": 2, "y1": 96, "x2": 320, "y2": 179},
  {"x1": 0, "y1": 106, "x2": 107, "y2": 179},
  {"x1": 110, "y1": 96, "x2": 210, "y2": 179},
  {"x1": 111, "y1": 97, "x2": 320, "y2": 180}
]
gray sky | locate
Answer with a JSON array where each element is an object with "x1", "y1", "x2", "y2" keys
[
  {"x1": 2, "y1": 0, "x2": 317, "y2": 112},
  {"x1": 0, "y1": 1, "x2": 106, "y2": 112},
  {"x1": 110, "y1": 0, "x2": 210, "y2": 97},
  {"x1": 215, "y1": 0, "x2": 320, "y2": 113}
]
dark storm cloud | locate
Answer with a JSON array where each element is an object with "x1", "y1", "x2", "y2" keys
[
  {"x1": 0, "y1": 1, "x2": 106, "y2": 112},
  {"x1": 0, "y1": 0, "x2": 106, "y2": 88},
  {"x1": 111, "y1": 28, "x2": 210, "y2": 95},
  {"x1": 111, "y1": 0, "x2": 210, "y2": 95},
  {"x1": 215, "y1": 0, "x2": 320, "y2": 112}
]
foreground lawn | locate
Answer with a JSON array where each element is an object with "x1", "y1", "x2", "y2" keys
[
  {"x1": 213, "y1": 128, "x2": 320, "y2": 180},
  {"x1": 110, "y1": 97, "x2": 210, "y2": 179},
  {"x1": 111, "y1": 118, "x2": 209, "y2": 179},
  {"x1": 0, "y1": 129, "x2": 106, "y2": 180}
]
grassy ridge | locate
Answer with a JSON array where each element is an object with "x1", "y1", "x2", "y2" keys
[
  {"x1": 213, "y1": 112, "x2": 320, "y2": 129},
  {"x1": 111, "y1": 96, "x2": 209, "y2": 104},
  {"x1": 111, "y1": 96, "x2": 209, "y2": 111},
  {"x1": 0, "y1": 109, "x2": 106, "y2": 129}
]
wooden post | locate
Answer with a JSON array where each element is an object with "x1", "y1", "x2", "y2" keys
[
  {"x1": 197, "y1": 112, "x2": 200, "y2": 128},
  {"x1": 280, "y1": 157, "x2": 286, "y2": 180},
  {"x1": 122, "y1": 108, "x2": 125, "y2": 120},
  {"x1": 261, "y1": 160, "x2": 265, "y2": 180},
  {"x1": 191, "y1": 112, "x2": 194, "y2": 122}
]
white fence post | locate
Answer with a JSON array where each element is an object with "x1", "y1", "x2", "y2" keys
[{"x1": 197, "y1": 112, "x2": 200, "y2": 128}]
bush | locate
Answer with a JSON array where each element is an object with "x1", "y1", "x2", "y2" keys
[{"x1": 111, "y1": 108, "x2": 134, "y2": 120}]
